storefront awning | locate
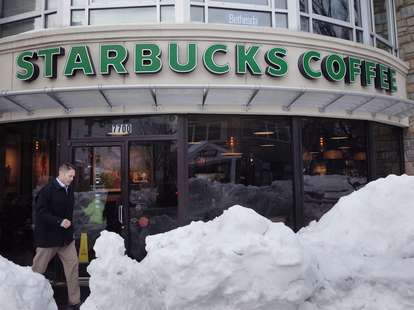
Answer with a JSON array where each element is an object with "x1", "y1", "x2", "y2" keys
[{"x1": 0, "y1": 85, "x2": 413, "y2": 126}]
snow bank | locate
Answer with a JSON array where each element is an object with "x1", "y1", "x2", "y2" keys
[
  {"x1": 82, "y1": 174, "x2": 414, "y2": 310},
  {"x1": 0, "y1": 256, "x2": 57, "y2": 310},
  {"x1": 299, "y1": 174, "x2": 414, "y2": 310},
  {"x1": 82, "y1": 207, "x2": 317, "y2": 310}
]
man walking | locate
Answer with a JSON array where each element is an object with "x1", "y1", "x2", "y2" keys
[{"x1": 32, "y1": 163, "x2": 81, "y2": 310}]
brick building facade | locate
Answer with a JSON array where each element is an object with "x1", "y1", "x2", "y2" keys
[{"x1": 397, "y1": 0, "x2": 414, "y2": 174}]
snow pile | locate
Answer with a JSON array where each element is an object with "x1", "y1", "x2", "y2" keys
[
  {"x1": 82, "y1": 207, "x2": 317, "y2": 310},
  {"x1": 299, "y1": 174, "x2": 414, "y2": 309},
  {"x1": 82, "y1": 174, "x2": 414, "y2": 310},
  {"x1": 0, "y1": 256, "x2": 57, "y2": 310}
]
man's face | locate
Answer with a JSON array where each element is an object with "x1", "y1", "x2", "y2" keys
[{"x1": 60, "y1": 169, "x2": 76, "y2": 186}]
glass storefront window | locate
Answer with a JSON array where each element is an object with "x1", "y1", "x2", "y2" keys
[
  {"x1": 89, "y1": 7, "x2": 157, "y2": 25},
  {"x1": 301, "y1": 16, "x2": 310, "y2": 31},
  {"x1": 73, "y1": 145, "x2": 122, "y2": 276},
  {"x1": 302, "y1": 118, "x2": 368, "y2": 225},
  {"x1": 71, "y1": 0, "x2": 86, "y2": 6},
  {"x1": 208, "y1": 8, "x2": 271, "y2": 27},
  {"x1": 373, "y1": 0, "x2": 389, "y2": 41},
  {"x1": 191, "y1": 6, "x2": 205, "y2": 22},
  {"x1": 372, "y1": 123, "x2": 402, "y2": 178},
  {"x1": 312, "y1": 0, "x2": 349, "y2": 22},
  {"x1": 0, "y1": 121, "x2": 57, "y2": 267},
  {"x1": 1, "y1": 0, "x2": 37, "y2": 18},
  {"x1": 212, "y1": 0, "x2": 269, "y2": 5},
  {"x1": 376, "y1": 39, "x2": 392, "y2": 53},
  {"x1": 274, "y1": 0, "x2": 287, "y2": 10},
  {"x1": 188, "y1": 115, "x2": 294, "y2": 227},
  {"x1": 71, "y1": 10, "x2": 85, "y2": 26},
  {"x1": 128, "y1": 141, "x2": 178, "y2": 261},
  {"x1": 354, "y1": 0, "x2": 362, "y2": 27},
  {"x1": 313, "y1": 19, "x2": 352, "y2": 40},
  {"x1": 70, "y1": 116, "x2": 178, "y2": 138},
  {"x1": 45, "y1": 13, "x2": 59, "y2": 28},
  {"x1": 161, "y1": 5, "x2": 175, "y2": 23},
  {"x1": 0, "y1": 18, "x2": 36, "y2": 38},
  {"x1": 46, "y1": 0, "x2": 59, "y2": 11},
  {"x1": 300, "y1": 0, "x2": 308, "y2": 13},
  {"x1": 275, "y1": 13, "x2": 288, "y2": 28}
]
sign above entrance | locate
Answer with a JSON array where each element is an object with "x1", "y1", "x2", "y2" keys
[{"x1": 16, "y1": 42, "x2": 397, "y2": 93}]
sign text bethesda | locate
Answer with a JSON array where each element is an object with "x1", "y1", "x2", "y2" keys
[{"x1": 16, "y1": 43, "x2": 397, "y2": 92}]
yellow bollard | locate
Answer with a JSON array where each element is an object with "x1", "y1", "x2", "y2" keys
[{"x1": 78, "y1": 232, "x2": 89, "y2": 263}]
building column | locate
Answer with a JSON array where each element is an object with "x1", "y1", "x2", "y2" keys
[{"x1": 397, "y1": 0, "x2": 414, "y2": 175}]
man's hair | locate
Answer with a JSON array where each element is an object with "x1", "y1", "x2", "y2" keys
[{"x1": 59, "y1": 162, "x2": 76, "y2": 172}]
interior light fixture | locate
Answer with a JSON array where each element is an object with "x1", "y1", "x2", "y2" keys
[
  {"x1": 337, "y1": 146, "x2": 352, "y2": 149},
  {"x1": 221, "y1": 152, "x2": 243, "y2": 156},
  {"x1": 259, "y1": 144, "x2": 275, "y2": 147},
  {"x1": 329, "y1": 136, "x2": 348, "y2": 140},
  {"x1": 106, "y1": 132, "x2": 129, "y2": 136},
  {"x1": 188, "y1": 141, "x2": 202, "y2": 145},
  {"x1": 253, "y1": 131, "x2": 275, "y2": 136}
]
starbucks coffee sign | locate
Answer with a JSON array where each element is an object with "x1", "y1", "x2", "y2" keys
[{"x1": 16, "y1": 42, "x2": 397, "y2": 93}]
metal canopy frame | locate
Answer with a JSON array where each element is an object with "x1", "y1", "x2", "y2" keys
[{"x1": 1, "y1": 84, "x2": 413, "y2": 126}]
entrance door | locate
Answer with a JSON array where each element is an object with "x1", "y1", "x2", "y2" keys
[
  {"x1": 127, "y1": 141, "x2": 178, "y2": 261},
  {"x1": 72, "y1": 144, "x2": 124, "y2": 277},
  {"x1": 72, "y1": 140, "x2": 178, "y2": 275}
]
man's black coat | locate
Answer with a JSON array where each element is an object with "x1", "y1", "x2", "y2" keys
[{"x1": 34, "y1": 179, "x2": 75, "y2": 247}]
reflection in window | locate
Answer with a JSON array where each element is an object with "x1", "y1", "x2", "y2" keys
[
  {"x1": 373, "y1": 0, "x2": 389, "y2": 40},
  {"x1": 89, "y1": 7, "x2": 157, "y2": 25},
  {"x1": 45, "y1": 13, "x2": 59, "y2": 28},
  {"x1": 376, "y1": 39, "x2": 392, "y2": 53},
  {"x1": 1, "y1": 121, "x2": 56, "y2": 267},
  {"x1": 275, "y1": 13, "x2": 288, "y2": 28},
  {"x1": 73, "y1": 146, "x2": 122, "y2": 275},
  {"x1": 46, "y1": 0, "x2": 59, "y2": 11},
  {"x1": 354, "y1": 0, "x2": 362, "y2": 27},
  {"x1": 188, "y1": 116, "x2": 294, "y2": 228},
  {"x1": 313, "y1": 19, "x2": 352, "y2": 40},
  {"x1": 302, "y1": 118, "x2": 367, "y2": 225},
  {"x1": 216, "y1": 0, "x2": 269, "y2": 5},
  {"x1": 300, "y1": 0, "x2": 308, "y2": 13},
  {"x1": 312, "y1": 0, "x2": 349, "y2": 22},
  {"x1": 274, "y1": 0, "x2": 287, "y2": 9},
  {"x1": 1, "y1": 0, "x2": 37, "y2": 18},
  {"x1": 161, "y1": 6, "x2": 175, "y2": 22},
  {"x1": 300, "y1": 0, "x2": 364, "y2": 44},
  {"x1": 191, "y1": 6, "x2": 204, "y2": 22},
  {"x1": 372, "y1": 123, "x2": 402, "y2": 178},
  {"x1": 0, "y1": 18, "x2": 36, "y2": 38},
  {"x1": 128, "y1": 142, "x2": 177, "y2": 261},
  {"x1": 71, "y1": 10, "x2": 85, "y2": 26},
  {"x1": 208, "y1": 8, "x2": 271, "y2": 27}
]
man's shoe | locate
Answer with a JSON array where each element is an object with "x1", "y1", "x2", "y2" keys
[{"x1": 67, "y1": 303, "x2": 81, "y2": 310}]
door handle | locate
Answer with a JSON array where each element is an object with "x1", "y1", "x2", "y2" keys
[{"x1": 118, "y1": 205, "x2": 123, "y2": 224}]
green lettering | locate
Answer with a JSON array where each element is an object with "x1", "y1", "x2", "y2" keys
[
  {"x1": 265, "y1": 47, "x2": 288, "y2": 77},
  {"x1": 37, "y1": 47, "x2": 64, "y2": 78},
  {"x1": 203, "y1": 44, "x2": 229, "y2": 74},
  {"x1": 321, "y1": 54, "x2": 346, "y2": 82},
  {"x1": 64, "y1": 46, "x2": 95, "y2": 76},
  {"x1": 236, "y1": 44, "x2": 262, "y2": 75},
  {"x1": 361, "y1": 60, "x2": 376, "y2": 86},
  {"x1": 344, "y1": 56, "x2": 361, "y2": 84},
  {"x1": 16, "y1": 51, "x2": 39, "y2": 81},
  {"x1": 298, "y1": 51, "x2": 321, "y2": 79},
  {"x1": 375, "y1": 63, "x2": 389, "y2": 90},
  {"x1": 135, "y1": 44, "x2": 162, "y2": 74},
  {"x1": 100, "y1": 44, "x2": 128, "y2": 75},
  {"x1": 388, "y1": 68, "x2": 397, "y2": 93},
  {"x1": 168, "y1": 43, "x2": 197, "y2": 73}
]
